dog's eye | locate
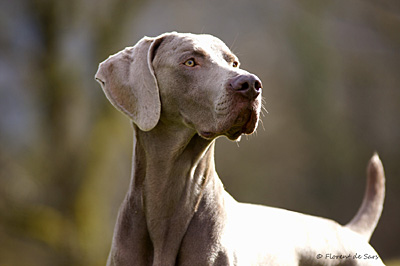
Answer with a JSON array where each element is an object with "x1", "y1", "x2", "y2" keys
[
  {"x1": 184, "y1": 59, "x2": 196, "y2": 67},
  {"x1": 232, "y1": 61, "x2": 239, "y2": 68}
]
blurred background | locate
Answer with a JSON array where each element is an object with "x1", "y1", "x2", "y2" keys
[{"x1": 1, "y1": 0, "x2": 399, "y2": 265}]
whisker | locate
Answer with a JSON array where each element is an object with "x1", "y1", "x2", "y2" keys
[
  {"x1": 262, "y1": 104, "x2": 269, "y2": 114},
  {"x1": 259, "y1": 119, "x2": 266, "y2": 131},
  {"x1": 230, "y1": 33, "x2": 240, "y2": 53}
]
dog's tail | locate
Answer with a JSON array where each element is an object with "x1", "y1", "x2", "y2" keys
[{"x1": 346, "y1": 153, "x2": 385, "y2": 241}]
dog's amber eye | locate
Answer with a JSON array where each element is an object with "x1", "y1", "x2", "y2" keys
[
  {"x1": 232, "y1": 61, "x2": 239, "y2": 68},
  {"x1": 184, "y1": 59, "x2": 196, "y2": 67}
]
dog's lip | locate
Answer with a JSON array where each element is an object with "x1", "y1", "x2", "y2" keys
[
  {"x1": 196, "y1": 97, "x2": 261, "y2": 140},
  {"x1": 197, "y1": 106, "x2": 260, "y2": 141},
  {"x1": 242, "y1": 109, "x2": 259, "y2": 134},
  {"x1": 222, "y1": 108, "x2": 259, "y2": 139},
  {"x1": 198, "y1": 131, "x2": 216, "y2": 140}
]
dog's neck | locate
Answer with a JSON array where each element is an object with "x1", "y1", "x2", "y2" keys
[{"x1": 129, "y1": 120, "x2": 219, "y2": 264}]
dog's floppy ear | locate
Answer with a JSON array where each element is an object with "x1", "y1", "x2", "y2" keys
[{"x1": 95, "y1": 36, "x2": 164, "y2": 131}]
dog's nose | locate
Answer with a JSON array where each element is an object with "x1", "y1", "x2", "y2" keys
[{"x1": 230, "y1": 74, "x2": 262, "y2": 100}]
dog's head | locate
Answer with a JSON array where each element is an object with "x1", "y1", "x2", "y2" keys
[{"x1": 95, "y1": 32, "x2": 262, "y2": 141}]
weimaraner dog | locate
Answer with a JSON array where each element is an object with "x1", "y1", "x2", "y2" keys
[{"x1": 95, "y1": 32, "x2": 386, "y2": 265}]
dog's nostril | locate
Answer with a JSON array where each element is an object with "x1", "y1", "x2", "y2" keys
[
  {"x1": 254, "y1": 80, "x2": 262, "y2": 91},
  {"x1": 240, "y1": 82, "x2": 249, "y2": 91}
]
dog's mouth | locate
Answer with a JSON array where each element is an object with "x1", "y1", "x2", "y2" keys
[
  {"x1": 198, "y1": 107, "x2": 260, "y2": 141},
  {"x1": 225, "y1": 108, "x2": 259, "y2": 140}
]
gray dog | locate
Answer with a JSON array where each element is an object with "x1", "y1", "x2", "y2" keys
[{"x1": 95, "y1": 32, "x2": 385, "y2": 265}]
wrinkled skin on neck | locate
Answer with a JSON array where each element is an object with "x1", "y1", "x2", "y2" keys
[{"x1": 131, "y1": 121, "x2": 217, "y2": 265}]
